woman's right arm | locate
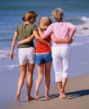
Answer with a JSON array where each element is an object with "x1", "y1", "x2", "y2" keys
[{"x1": 10, "y1": 31, "x2": 18, "y2": 60}]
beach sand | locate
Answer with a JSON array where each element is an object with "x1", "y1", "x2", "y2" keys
[
  {"x1": 1, "y1": 43, "x2": 89, "y2": 109},
  {"x1": 2, "y1": 73, "x2": 89, "y2": 109}
]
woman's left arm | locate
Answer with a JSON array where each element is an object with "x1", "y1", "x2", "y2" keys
[
  {"x1": 51, "y1": 33, "x2": 73, "y2": 44},
  {"x1": 18, "y1": 34, "x2": 35, "y2": 46}
]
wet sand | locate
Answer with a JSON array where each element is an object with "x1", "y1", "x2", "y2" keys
[{"x1": 2, "y1": 73, "x2": 89, "y2": 109}]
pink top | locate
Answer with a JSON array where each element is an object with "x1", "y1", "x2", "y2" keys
[{"x1": 42, "y1": 22, "x2": 76, "y2": 47}]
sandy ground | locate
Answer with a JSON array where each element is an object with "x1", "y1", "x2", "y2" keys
[{"x1": 3, "y1": 73, "x2": 89, "y2": 109}]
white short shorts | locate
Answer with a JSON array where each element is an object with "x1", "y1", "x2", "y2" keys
[{"x1": 18, "y1": 47, "x2": 35, "y2": 65}]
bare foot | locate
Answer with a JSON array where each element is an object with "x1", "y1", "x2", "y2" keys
[
  {"x1": 59, "y1": 95, "x2": 66, "y2": 99},
  {"x1": 34, "y1": 91, "x2": 39, "y2": 100},
  {"x1": 59, "y1": 89, "x2": 66, "y2": 99},
  {"x1": 45, "y1": 93, "x2": 50, "y2": 99},
  {"x1": 26, "y1": 96, "x2": 34, "y2": 101},
  {"x1": 34, "y1": 95, "x2": 39, "y2": 100},
  {"x1": 15, "y1": 94, "x2": 20, "y2": 101}
]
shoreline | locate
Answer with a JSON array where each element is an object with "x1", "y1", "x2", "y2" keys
[{"x1": 1, "y1": 73, "x2": 89, "y2": 109}]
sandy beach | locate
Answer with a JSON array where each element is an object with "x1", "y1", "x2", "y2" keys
[{"x1": 1, "y1": 73, "x2": 89, "y2": 109}]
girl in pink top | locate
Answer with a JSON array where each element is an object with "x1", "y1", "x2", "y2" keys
[{"x1": 40, "y1": 8, "x2": 76, "y2": 99}]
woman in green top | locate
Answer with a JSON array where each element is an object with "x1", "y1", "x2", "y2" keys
[{"x1": 10, "y1": 11, "x2": 38, "y2": 101}]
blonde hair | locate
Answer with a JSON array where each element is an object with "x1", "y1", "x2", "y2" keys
[
  {"x1": 52, "y1": 8, "x2": 63, "y2": 22},
  {"x1": 38, "y1": 17, "x2": 52, "y2": 26},
  {"x1": 22, "y1": 11, "x2": 37, "y2": 21},
  {"x1": 38, "y1": 17, "x2": 52, "y2": 29}
]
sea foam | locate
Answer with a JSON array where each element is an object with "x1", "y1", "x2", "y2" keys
[{"x1": 75, "y1": 16, "x2": 89, "y2": 36}]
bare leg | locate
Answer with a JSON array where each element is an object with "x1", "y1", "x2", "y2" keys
[
  {"x1": 45, "y1": 62, "x2": 51, "y2": 98},
  {"x1": 57, "y1": 80, "x2": 67, "y2": 99},
  {"x1": 26, "y1": 63, "x2": 35, "y2": 101},
  {"x1": 15, "y1": 65, "x2": 27, "y2": 100},
  {"x1": 61, "y1": 77, "x2": 68, "y2": 98},
  {"x1": 57, "y1": 81, "x2": 65, "y2": 98},
  {"x1": 61, "y1": 46, "x2": 70, "y2": 98},
  {"x1": 34, "y1": 64, "x2": 44, "y2": 100}
]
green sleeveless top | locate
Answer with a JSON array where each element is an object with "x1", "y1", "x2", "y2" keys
[{"x1": 16, "y1": 23, "x2": 37, "y2": 48}]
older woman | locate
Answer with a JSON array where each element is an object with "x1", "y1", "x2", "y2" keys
[{"x1": 40, "y1": 8, "x2": 76, "y2": 99}]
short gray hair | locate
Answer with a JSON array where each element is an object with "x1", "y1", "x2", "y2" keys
[{"x1": 52, "y1": 8, "x2": 63, "y2": 22}]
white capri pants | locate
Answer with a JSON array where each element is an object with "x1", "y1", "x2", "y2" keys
[
  {"x1": 18, "y1": 47, "x2": 35, "y2": 65},
  {"x1": 52, "y1": 45, "x2": 71, "y2": 82}
]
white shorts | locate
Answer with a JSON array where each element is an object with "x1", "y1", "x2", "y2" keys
[{"x1": 18, "y1": 47, "x2": 35, "y2": 65}]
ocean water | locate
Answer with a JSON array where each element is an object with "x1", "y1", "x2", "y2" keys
[
  {"x1": 0, "y1": 0, "x2": 89, "y2": 108},
  {"x1": 0, "y1": 0, "x2": 89, "y2": 71}
]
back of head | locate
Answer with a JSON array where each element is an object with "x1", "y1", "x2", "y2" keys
[
  {"x1": 22, "y1": 11, "x2": 37, "y2": 21},
  {"x1": 38, "y1": 17, "x2": 52, "y2": 29},
  {"x1": 52, "y1": 8, "x2": 63, "y2": 22}
]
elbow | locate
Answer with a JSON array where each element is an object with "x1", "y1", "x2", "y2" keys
[
  {"x1": 42, "y1": 34, "x2": 46, "y2": 39},
  {"x1": 35, "y1": 37, "x2": 39, "y2": 40},
  {"x1": 73, "y1": 29, "x2": 76, "y2": 34},
  {"x1": 53, "y1": 39, "x2": 57, "y2": 42},
  {"x1": 74, "y1": 27, "x2": 76, "y2": 32},
  {"x1": 53, "y1": 38, "x2": 57, "y2": 42},
  {"x1": 71, "y1": 28, "x2": 76, "y2": 34},
  {"x1": 74, "y1": 28, "x2": 76, "y2": 32}
]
